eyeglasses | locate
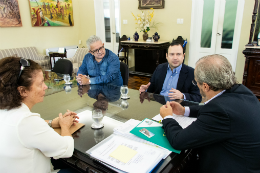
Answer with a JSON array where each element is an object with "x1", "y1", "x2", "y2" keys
[
  {"x1": 18, "y1": 58, "x2": 30, "y2": 82},
  {"x1": 90, "y1": 45, "x2": 104, "y2": 54},
  {"x1": 192, "y1": 79, "x2": 197, "y2": 86}
]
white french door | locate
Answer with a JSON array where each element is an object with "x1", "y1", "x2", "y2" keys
[
  {"x1": 189, "y1": 0, "x2": 244, "y2": 70},
  {"x1": 94, "y1": 0, "x2": 120, "y2": 54}
]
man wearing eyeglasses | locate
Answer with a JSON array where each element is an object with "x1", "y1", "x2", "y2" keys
[
  {"x1": 160, "y1": 54, "x2": 260, "y2": 173},
  {"x1": 76, "y1": 35, "x2": 123, "y2": 86}
]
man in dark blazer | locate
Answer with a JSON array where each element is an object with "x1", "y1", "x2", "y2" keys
[
  {"x1": 160, "y1": 54, "x2": 260, "y2": 173},
  {"x1": 139, "y1": 41, "x2": 201, "y2": 102}
]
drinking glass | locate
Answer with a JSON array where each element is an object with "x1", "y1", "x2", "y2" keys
[
  {"x1": 64, "y1": 85, "x2": 72, "y2": 93},
  {"x1": 120, "y1": 85, "x2": 129, "y2": 99},
  {"x1": 93, "y1": 129, "x2": 105, "y2": 143},
  {"x1": 63, "y1": 74, "x2": 70, "y2": 84},
  {"x1": 120, "y1": 99, "x2": 129, "y2": 110},
  {"x1": 91, "y1": 109, "x2": 104, "y2": 129}
]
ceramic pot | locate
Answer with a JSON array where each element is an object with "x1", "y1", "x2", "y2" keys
[
  {"x1": 133, "y1": 31, "x2": 139, "y2": 41},
  {"x1": 143, "y1": 32, "x2": 148, "y2": 41},
  {"x1": 153, "y1": 32, "x2": 160, "y2": 42}
]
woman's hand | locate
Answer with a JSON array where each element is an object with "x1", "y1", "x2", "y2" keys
[
  {"x1": 59, "y1": 113, "x2": 74, "y2": 129},
  {"x1": 51, "y1": 110, "x2": 79, "y2": 128}
]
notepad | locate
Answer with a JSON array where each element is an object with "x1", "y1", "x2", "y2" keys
[{"x1": 110, "y1": 145, "x2": 137, "y2": 163}]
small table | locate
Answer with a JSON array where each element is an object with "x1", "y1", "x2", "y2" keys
[{"x1": 49, "y1": 52, "x2": 67, "y2": 69}]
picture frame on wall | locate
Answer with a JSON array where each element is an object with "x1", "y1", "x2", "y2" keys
[
  {"x1": 28, "y1": 0, "x2": 74, "y2": 27},
  {"x1": 0, "y1": 0, "x2": 22, "y2": 27},
  {"x1": 138, "y1": 0, "x2": 165, "y2": 9}
]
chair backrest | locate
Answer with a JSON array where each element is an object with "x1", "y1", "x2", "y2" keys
[
  {"x1": 52, "y1": 59, "x2": 73, "y2": 76},
  {"x1": 118, "y1": 35, "x2": 128, "y2": 54},
  {"x1": 0, "y1": 47, "x2": 39, "y2": 60},
  {"x1": 69, "y1": 48, "x2": 89, "y2": 63},
  {"x1": 120, "y1": 62, "x2": 129, "y2": 85},
  {"x1": 172, "y1": 36, "x2": 187, "y2": 63}
]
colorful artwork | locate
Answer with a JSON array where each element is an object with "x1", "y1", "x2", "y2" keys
[
  {"x1": 28, "y1": 0, "x2": 74, "y2": 27},
  {"x1": 0, "y1": 0, "x2": 22, "y2": 27}
]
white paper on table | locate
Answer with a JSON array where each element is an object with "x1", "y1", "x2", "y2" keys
[
  {"x1": 152, "y1": 114, "x2": 197, "y2": 129},
  {"x1": 137, "y1": 119, "x2": 162, "y2": 128},
  {"x1": 88, "y1": 135, "x2": 164, "y2": 173},
  {"x1": 113, "y1": 119, "x2": 171, "y2": 159}
]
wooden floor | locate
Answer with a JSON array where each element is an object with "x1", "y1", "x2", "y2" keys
[{"x1": 128, "y1": 74, "x2": 151, "y2": 90}]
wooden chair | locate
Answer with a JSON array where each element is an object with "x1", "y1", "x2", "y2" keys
[
  {"x1": 172, "y1": 36, "x2": 187, "y2": 63},
  {"x1": 118, "y1": 35, "x2": 129, "y2": 65}
]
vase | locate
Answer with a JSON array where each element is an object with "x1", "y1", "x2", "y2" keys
[
  {"x1": 143, "y1": 32, "x2": 148, "y2": 41},
  {"x1": 153, "y1": 32, "x2": 160, "y2": 42},
  {"x1": 133, "y1": 31, "x2": 139, "y2": 41}
]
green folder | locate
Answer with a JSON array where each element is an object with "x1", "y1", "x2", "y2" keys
[{"x1": 130, "y1": 118, "x2": 181, "y2": 154}]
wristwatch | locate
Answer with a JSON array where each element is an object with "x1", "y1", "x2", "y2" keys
[{"x1": 48, "y1": 120, "x2": 52, "y2": 127}]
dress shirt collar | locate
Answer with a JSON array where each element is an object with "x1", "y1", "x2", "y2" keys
[
  {"x1": 204, "y1": 90, "x2": 226, "y2": 104},
  {"x1": 167, "y1": 63, "x2": 182, "y2": 74}
]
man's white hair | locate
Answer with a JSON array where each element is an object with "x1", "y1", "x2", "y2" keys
[{"x1": 86, "y1": 35, "x2": 102, "y2": 50}]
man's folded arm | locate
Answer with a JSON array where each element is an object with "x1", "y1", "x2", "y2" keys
[
  {"x1": 182, "y1": 82, "x2": 202, "y2": 102},
  {"x1": 162, "y1": 110, "x2": 230, "y2": 150},
  {"x1": 90, "y1": 58, "x2": 120, "y2": 84},
  {"x1": 77, "y1": 56, "x2": 88, "y2": 75}
]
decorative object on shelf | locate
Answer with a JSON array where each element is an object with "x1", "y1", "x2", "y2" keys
[
  {"x1": 128, "y1": 37, "x2": 131, "y2": 41},
  {"x1": 153, "y1": 32, "x2": 160, "y2": 42},
  {"x1": 28, "y1": 0, "x2": 74, "y2": 27},
  {"x1": 138, "y1": 0, "x2": 165, "y2": 9},
  {"x1": 133, "y1": 32, "x2": 140, "y2": 41},
  {"x1": 132, "y1": 8, "x2": 159, "y2": 41},
  {"x1": 146, "y1": 37, "x2": 152, "y2": 42},
  {"x1": 143, "y1": 32, "x2": 148, "y2": 41},
  {"x1": 0, "y1": 0, "x2": 22, "y2": 27}
]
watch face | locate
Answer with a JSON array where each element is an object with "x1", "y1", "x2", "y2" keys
[{"x1": 49, "y1": 120, "x2": 52, "y2": 127}]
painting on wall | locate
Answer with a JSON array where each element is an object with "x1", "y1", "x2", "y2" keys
[
  {"x1": 28, "y1": 0, "x2": 74, "y2": 27},
  {"x1": 138, "y1": 0, "x2": 165, "y2": 9},
  {"x1": 0, "y1": 0, "x2": 22, "y2": 27}
]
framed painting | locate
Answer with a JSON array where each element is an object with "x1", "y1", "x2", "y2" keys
[
  {"x1": 138, "y1": 0, "x2": 165, "y2": 9},
  {"x1": 28, "y1": 0, "x2": 74, "y2": 27},
  {"x1": 0, "y1": 0, "x2": 22, "y2": 27}
]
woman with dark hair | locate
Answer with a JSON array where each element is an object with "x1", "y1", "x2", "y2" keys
[{"x1": 0, "y1": 57, "x2": 78, "y2": 173}]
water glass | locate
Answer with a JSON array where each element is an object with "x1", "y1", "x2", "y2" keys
[
  {"x1": 120, "y1": 85, "x2": 129, "y2": 99},
  {"x1": 93, "y1": 129, "x2": 105, "y2": 143},
  {"x1": 91, "y1": 109, "x2": 104, "y2": 129},
  {"x1": 120, "y1": 99, "x2": 129, "y2": 110},
  {"x1": 63, "y1": 74, "x2": 70, "y2": 84},
  {"x1": 64, "y1": 85, "x2": 72, "y2": 93}
]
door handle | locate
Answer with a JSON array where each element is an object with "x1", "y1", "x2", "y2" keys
[
  {"x1": 217, "y1": 33, "x2": 221, "y2": 36},
  {"x1": 112, "y1": 32, "x2": 116, "y2": 34}
]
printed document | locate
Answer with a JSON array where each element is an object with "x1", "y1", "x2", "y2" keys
[
  {"x1": 88, "y1": 135, "x2": 164, "y2": 173},
  {"x1": 113, "y1": 119, "x2": 171, "y2": 159},
  {"x1": 153, "y1": 114, "x2": 197, "y2": 129}
]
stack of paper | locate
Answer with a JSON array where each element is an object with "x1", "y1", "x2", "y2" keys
[
  {"x1": 87, "y1": 134, "x2": 164, "y2": 173},
  {"x1": 152, "y1": 114, "x2": 197, "y2": 129},
  {"x1": 130, "y1": 119, "x2": 180, "y2": 153},
  {"x1": 113, "y1": 119, "x2": 171, "y2": 159}
]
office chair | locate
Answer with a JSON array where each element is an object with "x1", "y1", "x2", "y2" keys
[
  {"x1": 118, "y1": 35, "x2": 129, "y2": 65},
  {"x1": 120, "y1": 62, "x2": 129, "y2": 85},
  {"x1": 52, "y1": 59, "x2": 73, "y2": 76},
  {"x1": 172, "y1": 36, "x2": 187, "y2": 63}
]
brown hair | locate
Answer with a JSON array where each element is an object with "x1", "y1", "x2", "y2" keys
[{"x1": 0, "y1": 57, "x2": 42, "y2": 110}]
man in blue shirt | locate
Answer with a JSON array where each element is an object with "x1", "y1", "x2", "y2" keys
[
  {"x1": 77, "y1": 35, "x2": 123, "y2": 86},
  {"x1": 139, "y1": 40, "x2": 201, "y2": 102}
]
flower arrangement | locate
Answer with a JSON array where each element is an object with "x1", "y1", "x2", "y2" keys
[{"x1": 132, "y1": 8, "x2": 155, "y2": 33}]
